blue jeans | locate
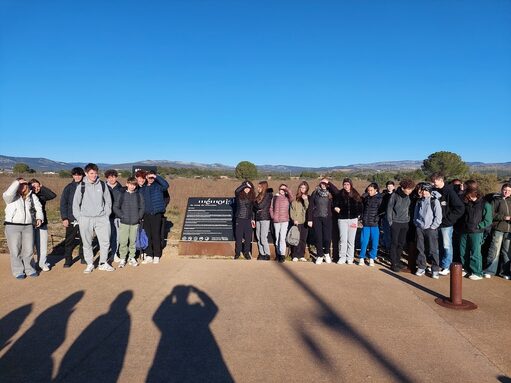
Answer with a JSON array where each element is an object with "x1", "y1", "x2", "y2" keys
[
  {"x1": 484, "y1": 230, "x2": 511, "y2": 276},
  {"x1": 360, "y1": 226, "x2": 380, "y2": 260},
  {"x1": 439, "y1": 226, "x2": 454, "y2": 269}
]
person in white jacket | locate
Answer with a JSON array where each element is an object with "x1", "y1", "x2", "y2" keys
[{"x1": 3, "y1": 178, "x2": 44, "y2": 279}]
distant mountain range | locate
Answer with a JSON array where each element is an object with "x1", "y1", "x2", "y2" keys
[{"x1": 1, "y1": 155, "x2": 510, "y2": 174}]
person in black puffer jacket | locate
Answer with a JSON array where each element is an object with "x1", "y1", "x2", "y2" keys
[
  {"x1": 234, "y1": 181, "x2": 255, "y2": 259},
  {"x1": 254, "y1": 181, "x2": 273, "y2": 260},
  {"x1": 307, "y1": 179, "x2": 334, "y2": 264},
  {"x1": 359, "y1": 183, "x2": 383, "y2": 266}
]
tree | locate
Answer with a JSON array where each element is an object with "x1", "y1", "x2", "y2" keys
[
  {"x1": 13, "y1": 163, "x2": 30, "y2": 174},
  {"x1": 235, "y1": 161, "x2": 257, "y2": 180},
  {"x1": 422, "y1": 151, "x2": 469, "y2": 181},
  {"x1": 59, "y1": 170, "x2": 71, "y2": 178},
  {"x1": 468, "y1": 173, "x2": 500, "y2": 196}
]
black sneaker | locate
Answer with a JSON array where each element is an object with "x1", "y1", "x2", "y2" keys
[
  {"x1": 243, "y1": 253, "x2": 252, "y2": 260},
  {"x1": 234, "y1": 254, "x2": 241, "y2": 260}
]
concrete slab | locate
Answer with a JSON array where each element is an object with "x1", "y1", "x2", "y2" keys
[{"x1": 0, "y1": 249, "x2": 510, "y2": 382}]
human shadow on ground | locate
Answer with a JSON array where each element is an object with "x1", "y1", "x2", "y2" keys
[
  {"x1": 497, "y1": 376, "x2": 511, "y2": 382},
  {"x1": 147, "y1": 285, "x2": 234, "y2": 383},
  {"x1": 380, "y1": 269, "x2": 446, "y2": 299},
  {"x1": 53, "y1": 290, "x2": 133, "y2": 383},
  {"x1": 0, "y1": 304, "x2": 32, "y2": 352},
  {"x1": 277, "y1": 265, "x2": 415, "y2": 383},
  {"x1": 0, "y1": 291, "x2": 84, "y2": 383}
]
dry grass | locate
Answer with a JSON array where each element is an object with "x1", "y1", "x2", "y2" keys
[{"x1": 0, "y1": 174, "x2": 369, "y2": 253}]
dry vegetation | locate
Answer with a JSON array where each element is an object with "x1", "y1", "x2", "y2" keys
[{"x1": 1, "y1": 175, "x2": 370, "y2": 253}]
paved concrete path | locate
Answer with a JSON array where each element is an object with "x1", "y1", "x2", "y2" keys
[{"x1": 1, "y1": 249, "x2": 510, "y2": 382}]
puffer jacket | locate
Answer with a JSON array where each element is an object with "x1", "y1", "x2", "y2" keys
[
  {"x1": 254, "y1": 192, "x2": 272, "y2": 221},
  {"x1": 270, "y1": 193, "x2": 293, "y2": 223},
  {"x1": 492, "y1": 194, "x2": 511, "y2": 233},
  {"x1": 235, "y1": 185, "x2": 254, "y2": 220},
  {"x1": 107, "y1": 181, "x2": 123, "y2": 218},
  {"x1": 3, "y1": 180, "x2": 44, "y2": 225},
  {"x1": 139, "y1": 175, "x2": 170, "y2": 215},
  {"x1": 361, "y1": 193, "x2": 383, "y2": 227}
]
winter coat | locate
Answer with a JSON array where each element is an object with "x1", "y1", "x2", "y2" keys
[
  {"x1": 34, "y1": 185, "x2": 57, "y2": 224},
  {"x1": 113, "y1": 190, "x2": 145, "y2": 225},
  {"x1": 254, "y1": 192, "x2": 272, "y2": 221},
  {"x1": 386, "y1": 187, "x2": 411, "y2": 225},
  {"x1": 72, "y1": 178, "x2": 112, "y2": 220},
  {"x1": 60, "y1": 181, "x2": 80, "y2": 222},
  {"x1": 491, "y1": 194, "x2": 511, "y2": 233},
  {"x1": 270, "y1": 193, "x2": 293, "y2": 223},
  {"x1": 307, "y1": 188, "x2": 332, "y2": 219},
  {"x1": 460, "y1": 197, "x2": 493, "y2": 234},
  {"x1": 107, "y1": 181, "x2": 123, "y2": 218},
  {"x1": 235, "y1": 185, "x2": 254, "y2": 220},
  {"x1": 361, "y1": 193, "x2": 383, "y2": 227},
  {"x1": 3, "y1": 180, "x2": 44, "y2": 225},
  {"x1": 414, "y1": 191, "x2": 443, "y2": 230},
  {"x1": 139, "y1": 175, "x2": 170, "y2": 215},
  {"x1": 435, "y1": 184, "x2": 465, "y2": 227},
  {"x1": 290, "y1": 197, "x2": 310, "y2": 224},
  {"x1": 328, "y1": 183, "x2": 363, "y2": 219}
]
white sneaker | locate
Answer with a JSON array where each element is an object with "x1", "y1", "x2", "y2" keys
[
  {"x1": 483, "y1": 273, "x2": 491, "y2": 279},
  {"x1": 415, "y1": 268, "x2": 426, "y2": 277},
  {"x1": 119, "y1": 260, "x2": 126, "y2": 268},
  {"x1": 299, "y1": 257, "x2": 307, "y2": 262},
  {"x1": 324, "y1": 254, "x2": 332, "y2": 264},
  {"x1": 315, "y1": 256, "x2": 324, "y2": 265},
  {"x1": 41, "y1": 264, "x2": 50, "y2": 272},
  {"x1": 153, "y1": 257, "x2": 160, "y2": 264},
  {"x1": 292, "y1": 257, "x2": 298, "y2": 262},
  {"x1": 462, "y1": 270, "x2": 467, "y2": 277},
  {"x1": 142, "y1": 256, "x2": 153, "y2": 264},
  {"x1": 113, "y1": 255, "x2": 121, "y2": 263},
  {"x1": 369, "y1": 259, "x2": 375, "y2": 267},
  {"x1": 439, "y1": 268, "x2": 450, "y2": 276},
  {"x1": 469, "y1": 274, "x2": 482, "y2": 280},
  {"x1": 337, "y1": 259, "x2": 345, "y2": 265},
  {"x1": 358, "y1": 259, "x2": 365, "y2": 266},
  {"x1": 98, "y1": 263, "x2": 115, "y2": 272},
  {"x1": 128, "y1": 258, "x2": 138, "y2": 267},
  {"x1": 347, "y1": 260, "x2": 354, "y2": 265},
  {"x1": 84, "y1": 264, "x2": 94, "y2": 274}
]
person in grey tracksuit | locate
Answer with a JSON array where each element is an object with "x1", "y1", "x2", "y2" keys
[{"x1": 73, "y1": 163, "x2": 112, "y2": 272}]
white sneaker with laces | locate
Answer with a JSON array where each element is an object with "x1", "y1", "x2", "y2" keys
[
  {"x1": 98, "y1": 263, "x2": 115, "y2": 272},
  {"x1": 299, "y1": 257, "x2": 307, "y2": 262},
  {"x1": 462, "y1": 270, "x2": 467, "y2": 277},
  {"x1": 41, "y1": 265, "x2": 50, "y2": 272},
  {"x1": 415, "y1": 268, "x2": 426, "y2": 277},
  {"x1": 119, "y1": 260, "x2": 126, "y2": 268},
  {"x1": 439, "y1": 268, "x2": 450, "y2": 276},
  {"x1": 369, "y1": 259, "x2": 375, "y2": 267},
  {"x1": 358, "y1": 259, "x2": 365, "y2": 266},
  {"x1": 347, "y1": 260, "x2": 354, "y2": 265},
  {"x1": 337, "y1": 259, "x2": 345, "y2": 265},
  {"x1": 292, "y1": 257, "x2": 298, "y2": 262},
  {"x1": 153, "y1": 257, "x2": 160, "y2": 264},
  {"x1": 128, "y1": 258, "x2": 138, "y2": 267},
  {"x1": 84, "y1": 264, "x2": 94, "y2": 274},
  {"x1": 114, "y1": 255, "x2": 121, "y2": 263},
  {"x1": 483, "y1": 273, "x2": 491, "y2": 279},
  {"x1": 324, "y1": 254, "x2": 332, "y2": 264},
  {"x1": 469, "y1": 274, "x2": 482, "y2": 280},
  {"x1": 142, "y1": 256, "x2": 153, "y2": 264},
  {"x1": 315, "y1": 256, "x2": 324, "y2": 265}
]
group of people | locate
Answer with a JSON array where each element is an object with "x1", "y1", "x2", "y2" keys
[
  {"x1": 234, "y1": 173, "x2": 511, "y2": 281},
  {"x1": 3, "y1": 163, "x2": 170, "y2": 279}
]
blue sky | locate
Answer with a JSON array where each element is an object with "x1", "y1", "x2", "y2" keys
[{"x1": 1, "y1": 0, "x2": 510, "y2": 167}]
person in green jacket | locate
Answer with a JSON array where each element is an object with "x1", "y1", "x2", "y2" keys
[{"x1": 458, "y1": 180, "x2": 493, "y2": 280}]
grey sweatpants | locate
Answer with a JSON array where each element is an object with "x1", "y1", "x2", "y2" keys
[
  {"x1": 5, "y1": 224, "x2": 37, "y2": 277},
  {"x1": 256, "y1": 220, "x2": 271, "y2": 256},
  {"x1": 34, "y1": 224, "x2": 49, "y2": 268},
  {"x1": 78, "y1": 215, "x2": 111, "y2": 265}
]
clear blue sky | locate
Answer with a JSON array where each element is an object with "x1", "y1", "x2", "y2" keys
[{"x1": 1, "y1": 0, "x2": 510, "y2": 167}]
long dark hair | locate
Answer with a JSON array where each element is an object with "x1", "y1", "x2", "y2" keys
[
  {"x1": 340, "y1": 178, "x2": 362, "y2": 202},
  {"x1": 463, "y1": 180, "x2": 481, "y2": 202},
  {"x1": 239, "y1": 181, "x2": 256, "y2": 201},
  {"x1": 256, "y1": 181, "x2": 268, "y2": 203}
]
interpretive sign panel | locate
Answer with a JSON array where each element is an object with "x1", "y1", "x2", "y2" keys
[{"x1": 181, "y1": 197, "x2": 235, "y2": 241}]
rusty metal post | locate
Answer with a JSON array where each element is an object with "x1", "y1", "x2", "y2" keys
[{"x1": 435, "y1": 262, "x2": 477, "y2": 310}]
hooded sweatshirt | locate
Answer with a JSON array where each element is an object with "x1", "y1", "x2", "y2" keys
[
  {"x1": 386, "y1": 187, "x2": 411, "y2": 225},
  {"x1": 72, "y1": 177, "x2": 112, "y2": 220},
  {"x1": 414, "y1": 191, "x2": 443, "y2": 230}
]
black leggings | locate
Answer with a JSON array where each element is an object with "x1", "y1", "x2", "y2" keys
[
  {"x1": 313, "y1": 216, "x2": 332, "y2": 257},
  {"x1": 390, "y1": 222, "x2": 408, "y2": 268},
  {"x1": 144, "y1": 213, "x2": 163, "y2": 258},
  {"x1": 235, "y1": 218, "x2": 252, "y2": 256}
]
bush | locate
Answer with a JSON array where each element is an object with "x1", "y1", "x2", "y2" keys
[{"x1": 235, "y1": 161, "x2": 257, "y2": 180}]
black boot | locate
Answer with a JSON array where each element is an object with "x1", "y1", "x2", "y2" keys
[
  {"x1": 63, "y1": 256, "x2": 72, "y2": 268},
  {"x1": 243, "y1": 252, "x2": 252, "y2": 260}
]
